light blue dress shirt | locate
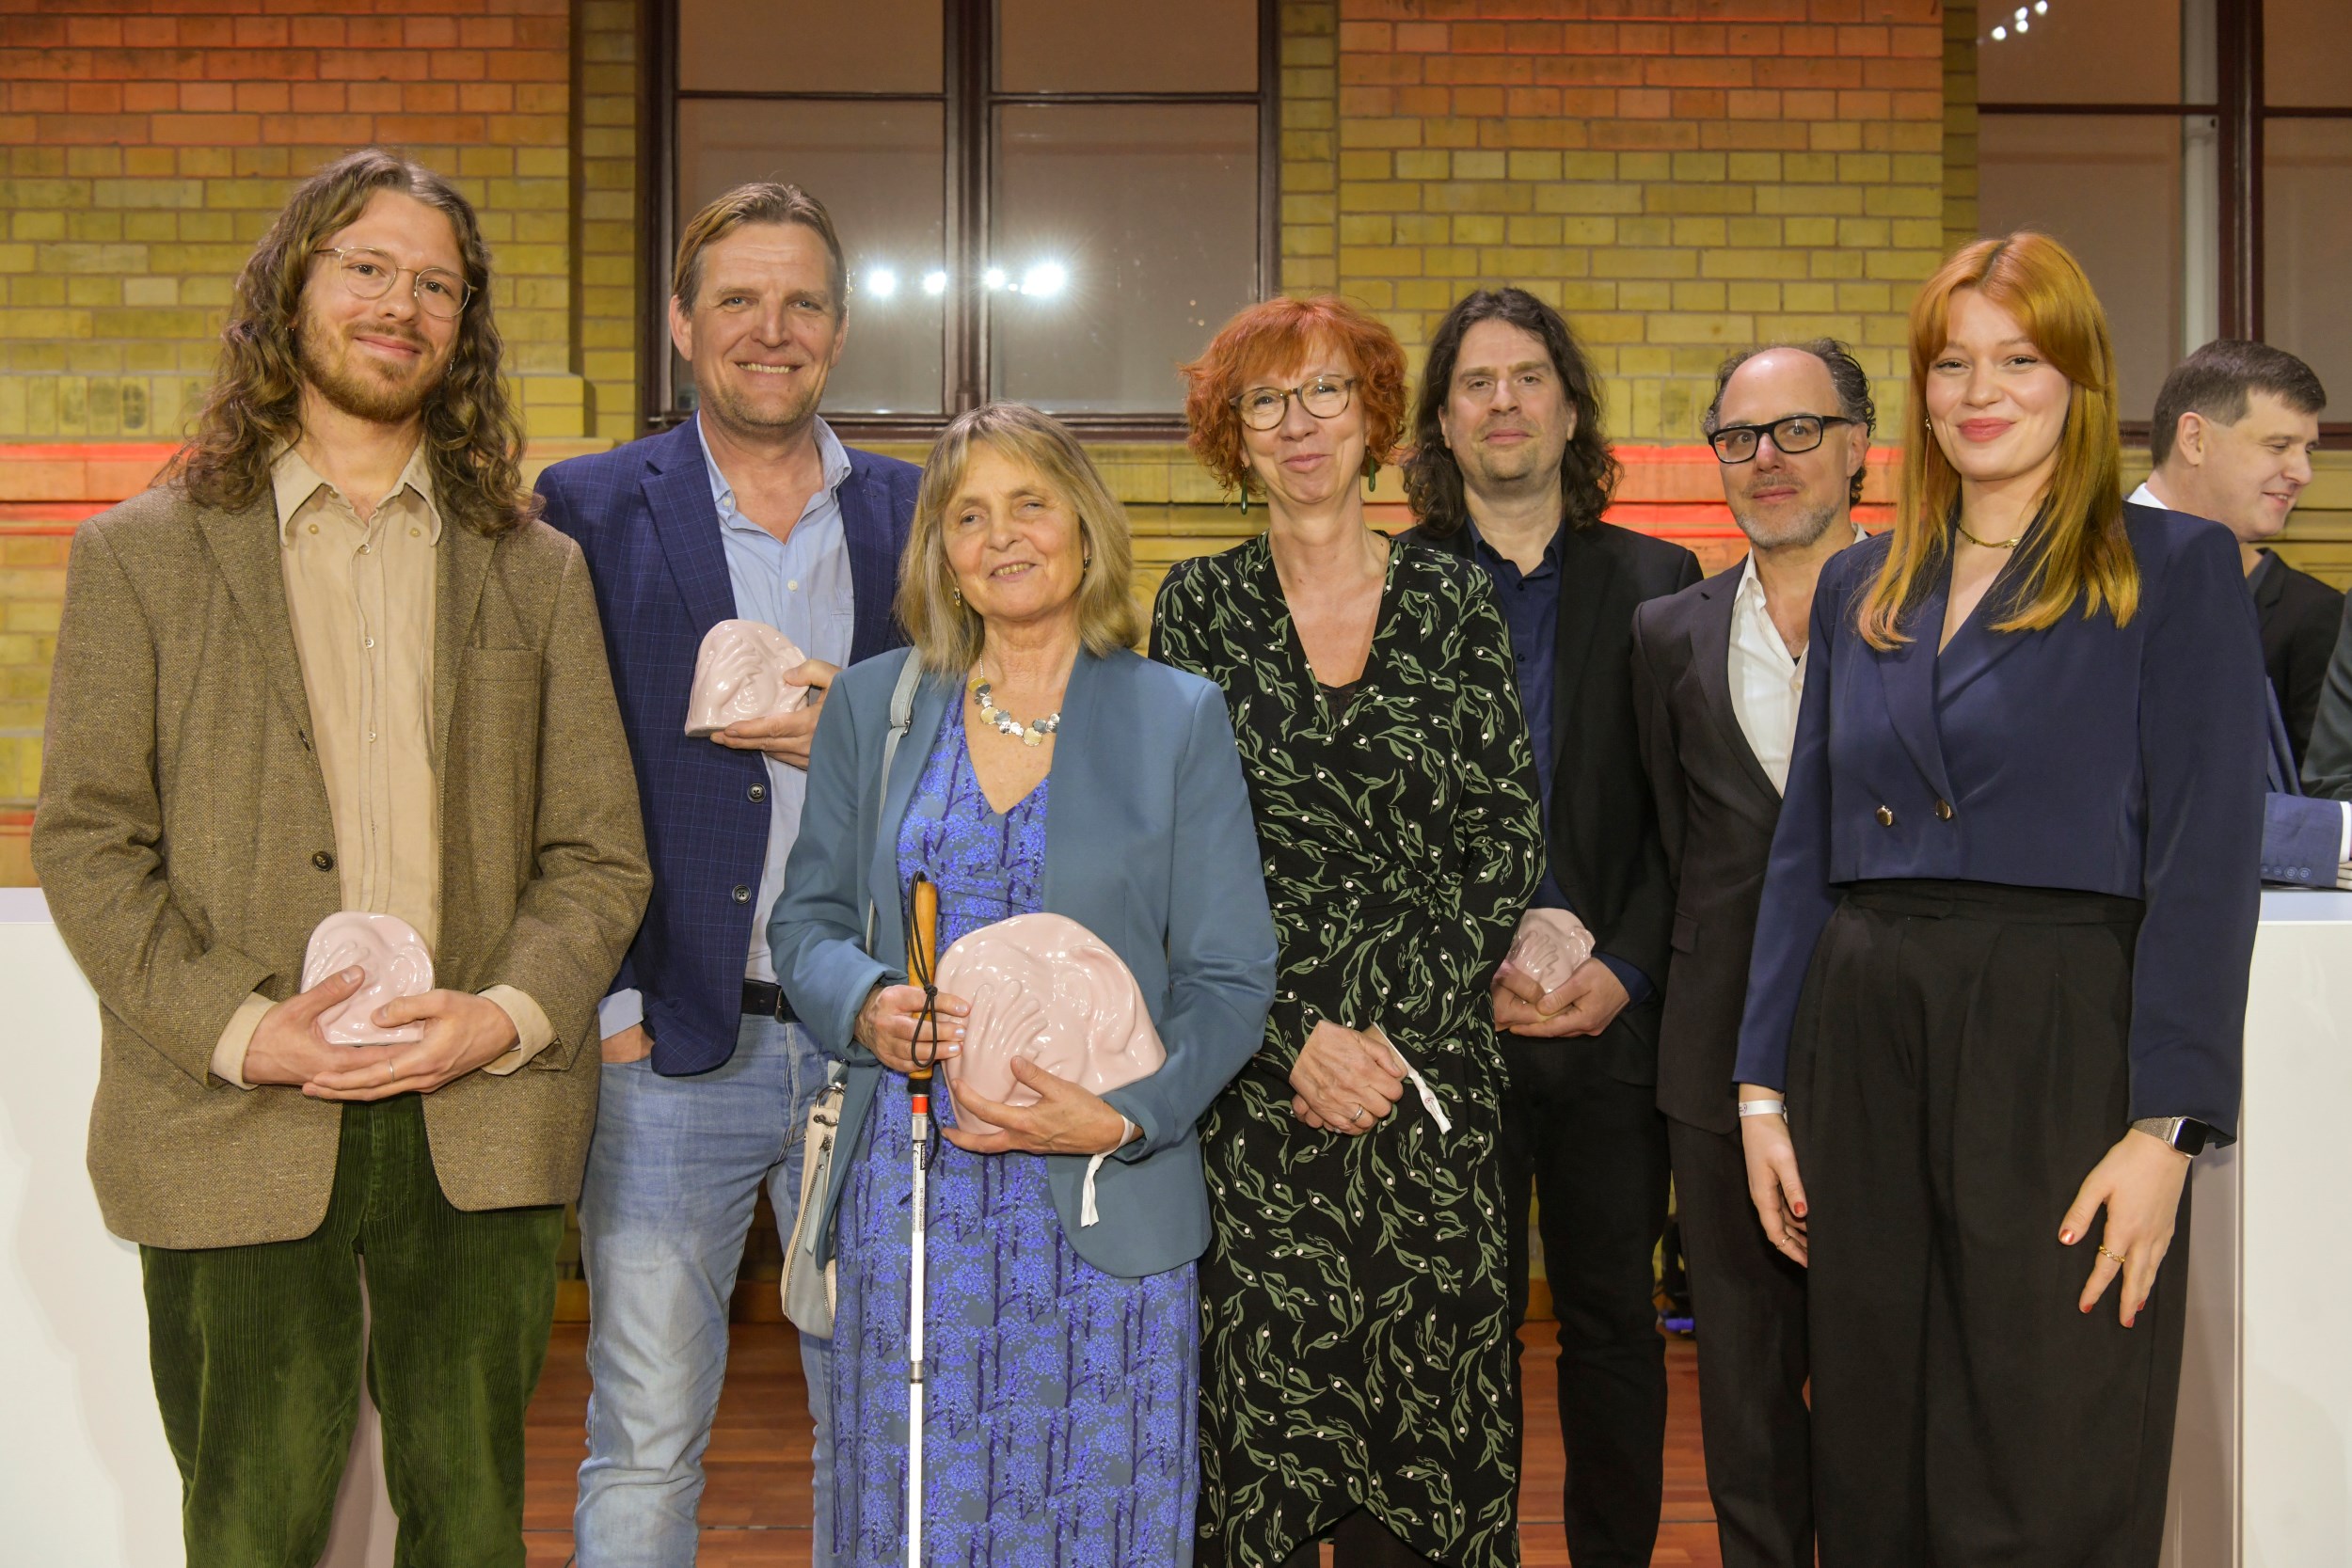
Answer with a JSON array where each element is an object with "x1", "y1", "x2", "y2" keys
[{"x1": 598, "y1": 416, "x2": 857, "y2": 1037}]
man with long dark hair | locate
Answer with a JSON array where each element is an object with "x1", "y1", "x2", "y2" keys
[
  {"x1": 1401, "y1": 287, "x2": 1698, "y2": 1567},
  {"x1": 32, "y1": 149, "x2": 650, "y2": 1561}
]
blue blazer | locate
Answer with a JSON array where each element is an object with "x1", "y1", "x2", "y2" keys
[
  {"x1": 770, "y1": 645, "x2": 1279, "y2": 1279},
  {"x1": 1736, "y1": 505, "x2": 2267, "y2": 1136},
  {"x1": 2264, "y1": 681, "x2": 2348, "y2": 887},
  {"x1": 536, "y1": 419, "x2": 919, "y2": 1075}
]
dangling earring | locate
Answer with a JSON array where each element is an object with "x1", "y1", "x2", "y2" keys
[
  {"x1": 1233, "y1": 483, "x2": 1250, "y2": 516},
  {"x1": 949, "y1": 583, "x2": 962, "y2": 606},
  {"x1": 1363, "y1": 453, "x2": 1381, "y2": 498}
]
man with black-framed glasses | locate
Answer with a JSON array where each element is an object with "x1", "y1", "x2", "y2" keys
[
  {"x1": 1628, "y1": 339, "x2": 1873, "y2": 1568},
  {"x1": 1401, "y1": 287, "x2": 1699, "y2": 1568}
]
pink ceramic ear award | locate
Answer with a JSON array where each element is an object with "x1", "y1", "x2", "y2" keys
[
  {"x1": 1507, "y1": 908, "x2": 1597, "y2": 994},
  {"x1": 685, "y1": 620, "x2": 811, "y2": 737},
  {"x1": 301, "y1": 911, "x2": 436, "y2": 1045},
  {"x1": 934, "y1": 912, "x2": 1166, "y2": 1137}
]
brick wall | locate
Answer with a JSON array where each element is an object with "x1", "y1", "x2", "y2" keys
[
  {"x1": 1286, "y1": 0, "x2": 1949, "y2": 443},
  {"x1": 0, "y1": 0, "x2": 631, "y2": 444}
]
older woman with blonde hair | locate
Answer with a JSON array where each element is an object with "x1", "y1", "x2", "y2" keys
[
  {"x1": 1153, "y1": 296, "x2": 1545, "y2": 1568},
  {"x1": 771, "y1": 401, "x2": 1278, "y2": 1567},
  {"x1": 1735, "y1": 232, "x2": 2267, "y2": 1566}
]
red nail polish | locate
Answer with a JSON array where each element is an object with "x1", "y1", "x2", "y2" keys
[
  {"x1": 1793, "y1": 1202, "x2": 1807, "y2": 1217},
  {"x1": 2059, "y1": 1230, "x2": 2074, "y2": 1244}
]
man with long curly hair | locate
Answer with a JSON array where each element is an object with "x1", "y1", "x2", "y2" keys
[
  {"x1": 1399, "y1": 287, "x2": 1699, "y2": 1568},
  {"x1": 32, "y1": 149, "x2": 651, "y2": 1562}
]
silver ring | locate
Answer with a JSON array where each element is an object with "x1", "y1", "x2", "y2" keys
[
  {"x1": 1352, "y1": 1105, "x2": 1369, "y2": 1122},
  {"x1": 384, "y1": 1060, "x2": 394, "y2": 1083}
]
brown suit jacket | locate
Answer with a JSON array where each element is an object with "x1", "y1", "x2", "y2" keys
[{"x1": 32, "y1": 483, "x2": 652, "y2": 1250}]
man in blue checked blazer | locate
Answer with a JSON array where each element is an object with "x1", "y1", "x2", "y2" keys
[{"x1": 536, "y1": 183, "x2": 916, "y2": 1568}]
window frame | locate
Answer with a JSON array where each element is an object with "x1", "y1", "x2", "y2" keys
[
  {"x1": 638, "y1": 0, "x2": 1280, "y2": 440},
  {"x1": 1976, "y1": 0, "x2": 2352, "y2": 438}
]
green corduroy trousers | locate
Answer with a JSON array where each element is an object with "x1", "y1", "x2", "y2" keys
[{"x1": 139, "y1": 1095, "x2": 565, "y2": 1568}]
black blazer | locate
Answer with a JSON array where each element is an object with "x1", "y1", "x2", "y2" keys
[
  {"x1": 1629, "y1": 562, "x2": 1782, "y2": 1133},
  {"x1": 1404, "y1": 516, "x2": 1702, "y2": 1086},
  {"x1": 2252, "y1": 548, "x2": 2345, "y2": 768}
]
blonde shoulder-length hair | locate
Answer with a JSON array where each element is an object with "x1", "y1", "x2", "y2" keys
[
  {"x1": 897, "y1": 403, "x2": 1145, "y2": 674},
  {"x1": 1860, "y1": 230, "x2": 2137, "y2": 649}
]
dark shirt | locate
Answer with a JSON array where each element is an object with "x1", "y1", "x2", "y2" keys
[{"x1": 1465, "y1": 521, "x2": 1655, "y2": 1005}]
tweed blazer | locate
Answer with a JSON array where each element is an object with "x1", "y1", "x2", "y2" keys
[{"x1": 32, "y1": 483, "x2": 652, "y2": 1250}]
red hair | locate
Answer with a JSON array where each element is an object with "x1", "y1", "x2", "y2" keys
[
  {"x1": 1860, "y1": 232, "x2": 2134, "y2": 648},
  {"x1": 1180, "y1": 295, "x2": 1409, "y2": 492}
]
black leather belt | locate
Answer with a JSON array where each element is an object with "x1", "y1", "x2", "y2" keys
[{"x1": 742, "y1": 979, "x2": 798, "y2": 1022}]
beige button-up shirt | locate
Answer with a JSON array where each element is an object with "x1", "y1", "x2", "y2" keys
[{"x1": 209, "y1": 445, "x2": 551, "y2": 1085}]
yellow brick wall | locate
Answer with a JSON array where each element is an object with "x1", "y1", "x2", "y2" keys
[
  {"x1": 1302, "y1": 0, "x2": 1949, "y2": 445},
  {"x1": 0, "y1": 0, "x2": 637, "y2": 445}
]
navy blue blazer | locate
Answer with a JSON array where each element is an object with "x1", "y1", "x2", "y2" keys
[
  {"x1": 2264, "y1": 680, "x2": 2349, "y2": 887},
  {"x1": 769, "y1": 645, "x2": 1279, "y2": 1279},
  {"x1": 536, "y1": 419, "x2": 919, "y2": 1075},
  {"x1": 1735, "y1": 505, "x2": 2267, "y2": 1137}
]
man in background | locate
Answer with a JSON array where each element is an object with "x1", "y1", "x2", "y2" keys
[
  {"x1": 1630, "y1": 341, "x2": 1874, "y2": 1568},
  {"x1": 1403, "y1": 286, "x2": 1699, "y2": 1568},
  {"x1": 2137, "y1": 341, "x2": 2338, "y2": 766}
]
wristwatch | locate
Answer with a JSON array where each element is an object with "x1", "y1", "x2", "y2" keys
[{"x1": 2131, "y1": 1116, "x2": 2212, "y2": 1157}]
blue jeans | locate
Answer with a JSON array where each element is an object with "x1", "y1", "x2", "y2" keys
[{"x1": 574, "y1": 1014, "x2": 836, "y2": 1567}]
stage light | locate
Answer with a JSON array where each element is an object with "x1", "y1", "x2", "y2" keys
[
  {"x1": 983, "y1": 266, "x2": 1009, "y2": 291},
  {"x1": 922, "y1": 270, "x2": 948, "y2": 296},
  {"x1": 865, "y1": 266, "x2": 898, "y2": 300},
  {"x1": 1022, "y1": 261, "x2": 1068, "y2": 298},
  {"x1": 1992, "y1": 24, "x2": 2007, "y2": 36}
]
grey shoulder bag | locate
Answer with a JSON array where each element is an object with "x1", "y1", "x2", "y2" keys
[{"x1": 784, "y1": 652, "x2": 925, "y2": 1338}]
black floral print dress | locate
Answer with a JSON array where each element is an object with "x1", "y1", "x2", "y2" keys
[{"x1": 1152, "y1": 533, "x2": 1545, "y2": 1568}]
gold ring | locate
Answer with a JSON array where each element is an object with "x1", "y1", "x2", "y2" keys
[{"x1": 2097, "y1": 1243, "x2": 2128, "y2": 1265}]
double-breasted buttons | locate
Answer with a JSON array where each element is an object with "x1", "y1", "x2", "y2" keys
[
  {"x1": 1933, "y1": 798, "x2": 1954, "y2": 821},
  {"x1": 731, "y1": 885, "x2": 751, "y2": 904},
  {"x1": 1874, "y1": 805, "x2": 1895, "y2": 827},
  {"x1": 748, "y1": 783, "x2": 767, "y2": 803},
  {"x1": 312, "y1": 849, "x2": 336, "y2": 871}
]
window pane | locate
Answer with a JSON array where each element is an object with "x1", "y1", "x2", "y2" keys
[
  {"x1": 996, "y1": 0, "x2": 1257, "y2": 92},
  {"x1": 2265, "y1": 0, "x2": 2352, "y2": 107},
  {"x1": 1976, "y1": 115, "x2": 2191, "y2": 420},
  {"x1": 2265, "y1": 119, "x2": 2352, "y2": 398},
  {"x1": 675, "y1": 101, "x2": 946, "y2": 415},
  {"x1": 989, "y1": 103, "x2": 1258, "y2": 414},
  {"x1": 679, "y1": 0, "x2": 943, "y2": 95},
  {"x1": 1978, "y1": 0, "x2": 2183, "y2": 104}
]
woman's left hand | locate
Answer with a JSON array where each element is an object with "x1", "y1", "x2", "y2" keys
[
  {"x1": 940, "y1": 1056, "x2": 1132, "y2": 1157},
  {"x1": 2059, "y1": 1128, "x2": 2193, "y2": 1327}
]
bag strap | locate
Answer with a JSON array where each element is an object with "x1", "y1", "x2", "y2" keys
[{"x1": 865, "y1": 651, "x2": 926, "y2": 951}]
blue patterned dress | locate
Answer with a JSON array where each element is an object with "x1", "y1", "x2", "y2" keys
[{"x1": 831, "y1": 699, "x2": 1201, "y2": 1567}]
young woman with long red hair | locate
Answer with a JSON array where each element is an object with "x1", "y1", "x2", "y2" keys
[{"x1": 1732, "y1": 233, "x2": 2267, "y2": 1566}]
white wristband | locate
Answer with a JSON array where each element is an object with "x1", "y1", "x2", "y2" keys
[{"x1": 1737, "y1": 1098, "x2": 1788, "y2": 1118}]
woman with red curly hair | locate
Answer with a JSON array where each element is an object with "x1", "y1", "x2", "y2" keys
[{"x1": 1152, "y1": 295, "x2": 1546, "y2": 1568}]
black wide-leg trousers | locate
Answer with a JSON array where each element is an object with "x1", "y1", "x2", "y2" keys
[{"x1": 1789, "y1": 880, "x2": 2189, "y2": 1568}]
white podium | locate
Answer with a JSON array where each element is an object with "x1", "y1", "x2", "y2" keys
[
  {"x1": 0, "y1": 889, "x2": 396, "y2": 1567},
  {"x1": 2163, "y1": 888, "x2": 2352, "y2": 1567}
]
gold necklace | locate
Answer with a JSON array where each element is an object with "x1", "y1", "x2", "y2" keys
[{"x1": 1954, "y1": 522, "x2": 2026, "y2": 550}]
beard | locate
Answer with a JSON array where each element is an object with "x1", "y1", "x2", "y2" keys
[
  {"x1": 297, "y1": 308, "x2": 448, "y2": 425},
  {"x1": 1732, "y1": 493, "x2": 1845, "y2": 551}
]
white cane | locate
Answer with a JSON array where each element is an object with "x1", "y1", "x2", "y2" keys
[{"x1": 903, "y1": 873, "x2": 943, "y2": 1568}]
